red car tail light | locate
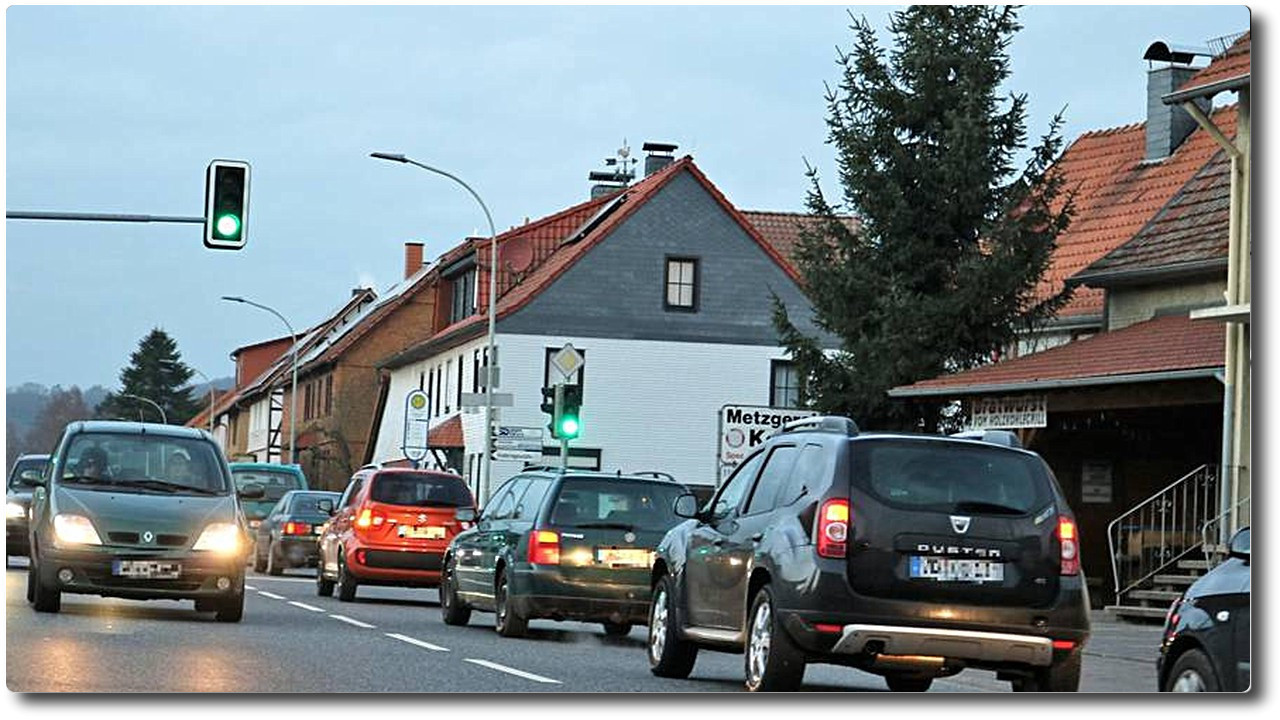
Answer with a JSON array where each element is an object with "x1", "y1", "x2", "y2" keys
[
  {"x1": 354, "y1": 506, "x2": 386, "y2": 534},
  {"x1": 816, "y1": 498, "x2": 850, "y2": 559},
  {"x1": 1057, "y1": 516, "x2": 1079, "y2": 576},
  {"x1": 528, "y1": 529, "x2": 561, "y2": 565},
  {"x1": 283, "y1": 521, "x2": 311, "y2": 536}
]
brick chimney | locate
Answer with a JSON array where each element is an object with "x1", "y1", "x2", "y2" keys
[{"x1": 404, "y1": 242, "x2": 424, "y2": 280}]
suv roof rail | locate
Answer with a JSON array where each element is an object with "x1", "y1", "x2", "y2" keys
[
  {"x1": 776, "y1": 415, "x2": 860, "y2": 437},
  {"x1": 950, "y1": 429, "x2": 1023, "y2": 449},
  {"x1": 628, "y1": 470, "x2": 678, "y2": 483},
  {"x1": 519, "y1": 464, "x2": 563, "y2": 473}
]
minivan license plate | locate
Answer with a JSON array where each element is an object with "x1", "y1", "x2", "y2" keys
[
  {"x1": 112, "y1": 560, "x2": 182, "y2": 579},
  {"x1": 910, "y1": 556, "x2": 1003, "y2": 583}
]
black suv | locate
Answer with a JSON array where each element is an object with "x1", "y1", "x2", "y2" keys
[
  {"x1": 441, "y1": 468, "x2": 689, "y2": 638},
  {"x1": 648, "y1": 416, "x2": 1090, "y2": 692}
]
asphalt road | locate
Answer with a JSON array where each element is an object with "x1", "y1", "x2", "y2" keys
[{"x1": 5, "y1": 560, "x2": 1162, "y2": 693}]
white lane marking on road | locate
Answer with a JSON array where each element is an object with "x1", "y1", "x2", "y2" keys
[
  {"x1": 258, "y1": 591, "x2": 286, "y2": 600},
  {"x1": 385, "y1": 632, "x2": 449, "y2": 652},
  {"x1": 464, "y1": 658, "x2": 561, "y2": 685},
  {"x1": 288, "y1": 601, "x2": 325, "y2": 612},
  {"x1": 329, "y1": 614, "x2": 376, "y2": 629},
  {"x1": 245, "y1": 584, "x2": 257, "y2": 591}
]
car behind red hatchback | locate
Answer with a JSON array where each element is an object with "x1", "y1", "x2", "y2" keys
[{"x1": 316, "y1": 468, "x2": 475, "y2": 601}]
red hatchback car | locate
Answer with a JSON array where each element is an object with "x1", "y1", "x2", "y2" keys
[{"x1": 316, "y1": 468, "x2": 476, "y2": 602}]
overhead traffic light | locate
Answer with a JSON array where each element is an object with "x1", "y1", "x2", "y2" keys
[
  {"x1": 204, "y1": 159, "x2": 250, "y2": 250},
  {"x1": 557, "y1": 384, "x2": 582, "y2": 440}
]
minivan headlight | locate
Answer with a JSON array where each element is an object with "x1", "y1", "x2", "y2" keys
[
  {"x1": 53, "y1": 514, "x2": 103, "y2": 545},
  {"x1": 192, "y1": 523, "x2": 241, "y2": 554},
  {"x1": 6, "y1": 501, "x2": 26, "y2": 519}
]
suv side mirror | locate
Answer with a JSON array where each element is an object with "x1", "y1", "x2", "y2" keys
[
  {"x1": 673, "y1": 493, "x2": 699, "y2": 519},
  {"x1": 237, "y1": 482, "x2": 266, "y2": 500},
  {"x1": 18, "y1": 469, "x2": 46, "y2": 487},
  {"x1": 1228, "y1": 527, "x2": 1250, "y2": 563},
  {"x1": 317, "y1": 498, "x2": 335, "y2": 515},
  {"x1": 455, "y1": 507, "x2": 477, "y2": 523}
]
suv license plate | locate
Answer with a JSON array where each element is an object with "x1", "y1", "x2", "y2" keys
[
  {"x1": 909, "y1": 556, "x2": 1003, "y2": 583},
  {"x1": 399, "y1": 525, "x2": 445, "y2": 539},
  {"x1": 112, "y1": 560, "x2": 182, "y2": 579}
]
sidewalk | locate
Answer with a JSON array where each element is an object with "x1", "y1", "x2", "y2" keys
[{"x1": 1085, "y1": 609, "x2": 1165, "y2": 664}]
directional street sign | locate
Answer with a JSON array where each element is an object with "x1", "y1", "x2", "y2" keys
[
  {"x1": 461, "y1": 392, "x2": 514, "y2": 409},
  {"x1": 550, "y1": 343, "x2": 584, "y2": 380},
  {"x1": 491, "y1": 426, "x2": 544, "y2": 462}
]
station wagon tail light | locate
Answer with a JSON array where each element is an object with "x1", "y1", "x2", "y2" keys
[
  {"x1": 53, "y1": 513, "x2": 102, "y2": 546},
  {"x1": 284, "y1": 521, "x2": 312, "y2": 536},
  {"x1": 816, "y1": 499, "x2": 850, "y2": 559},
  {"x1": 1057, "y1": 516, "x2": 1079, "y2": 576},
  {"x1": 193, "y1": 523, "x2": 241, "y2": 555},
  {"x1": 528, "y1": 529, "x2": 561, "y2": 565}
]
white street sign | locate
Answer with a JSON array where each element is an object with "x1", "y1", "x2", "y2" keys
[
  {"x1": 550, "y1": 343, "x2": 585, "y2": 380},
  {"x1": 402, "y1": 390, "x2": 431, "y2": 461},
  {"x1": 717, "y1": 404, "x2": 819, "y2": 484},
  {"x1": 461, "y1": 392, "x2": 514, "y2": 409},
  {"x1": 492, "y1": 449, "x2": 543, "y2": 462},
  {"x1": 493, "y1": 426, "x2": 544, "y2": 452}
]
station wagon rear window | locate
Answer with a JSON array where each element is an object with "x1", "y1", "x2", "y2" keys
[
  {"x1": 371, "y1": 472, "x2": 472, "y2": 508},
  {"x1": 852, "y1": 439, "x2": 1049, "y2": 515},
  {"x1": 549, "y1": 479, "x2": 686, "y2": 530},
  {"x1": 232, "y1": 468, "x2": 305, "y2": 501}
]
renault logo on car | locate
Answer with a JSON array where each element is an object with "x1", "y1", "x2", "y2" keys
[
  {"x1": 950, "y1": 516, "x2": 971, "y2": 534},
  {"x1": 142, "y1": 531, "x2": 155, "y2": 544}
]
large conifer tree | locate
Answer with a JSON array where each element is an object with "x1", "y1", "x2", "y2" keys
[
  {"x1": 96, "y1": 328, "x2": 201, "y2": 426},
  {"x1": 775, "y1": 5, "x2": 1074, "y2": 430}
]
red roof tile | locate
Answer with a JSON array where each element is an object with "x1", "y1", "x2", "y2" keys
[
  {"x1": 1179, "y1": 32, "x2": 1250, "y2": 94},
  {"x1": 892, "y1": 313, "x2": 1223, "y2": 396},
  {"x1": 1036, "y1": 105, "x2": 1237, "y2": 319},
  {"x1": 740, "y1": 211, "x2": 861, "y2": 273}
]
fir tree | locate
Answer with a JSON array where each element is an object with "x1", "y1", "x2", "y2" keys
[
  {"x1": 96, "y1": 328, "x2": 202, "y2": 426},
  {"x1": 774, "y1": 5, "x2": 1074, "y2": 430}
]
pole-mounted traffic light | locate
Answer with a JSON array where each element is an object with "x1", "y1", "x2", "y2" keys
[
  {"x1": 557, "y1": 384, "x2": 582, "y2": 440},
  {"x1": 204, "y1": 159, "x2": 250, "y2": 250},
  {"x1": 541, "y1": 385, "x2": 559, "y2": 438}
]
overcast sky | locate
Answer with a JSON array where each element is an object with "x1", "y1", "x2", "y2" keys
[{"x1": 3, "y1": 3, "x2": 1254, "y2": 392}]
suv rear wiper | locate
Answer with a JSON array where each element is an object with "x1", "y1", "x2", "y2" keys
[
  {"x1": 572, "y1": 521, "x2": 636, "y2": 531},
  {"x1": 114, "y1": 478, "x2": 220, "y2": 496},
  {"x1": 952, "y1": 500, "x2": 1026, "y2": 515}
]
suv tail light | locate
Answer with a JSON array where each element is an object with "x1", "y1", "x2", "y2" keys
[
  {"x1": 283, "y1": 521, "x2": 312, "y2": 536},
  {"x1": 1057, "y1": 516, "x2": 1079, "y2": 575},
  {"x1": 354, "y1": 506, "x2": 386, "y2": 534},
  {"x1": 528, "y1": 529, "x2": 561, "y2": 565},
  {"x1": 816, "y1": 499, "x2": 850, "y2": 559}
]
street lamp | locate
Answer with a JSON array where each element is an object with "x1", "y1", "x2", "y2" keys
[
  {"x1": 121, "y1": 393, "x2": 167, "y2": 425},
  {"x1": 221, "y1": 295, "x2": 298, "y2": 464},
  {"x1": 161, "y1": 359, "x2": 214, "y2": 434},
  {"x1": 371, "y1": 151, "x2": 499, "y2": 503}
]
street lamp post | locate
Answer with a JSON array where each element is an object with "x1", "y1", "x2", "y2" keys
[
  {"x1": 161, "y1": 360, "x2": 214, "y2": 434},
  {"x1": 371, "y1": 151, "x2": 498, "y2": 504},
  {"x1": 222, "y1": 296, "x2": 299, "y2": 465},
  {"x1": 121, "y1": 393, "x2": 167, "y2": 425}
]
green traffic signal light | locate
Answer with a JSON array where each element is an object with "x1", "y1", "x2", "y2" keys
[
  {"x1": 215, "y1": 213, "x2": 241, "y2": 238},
  {"x1": 558, "y1": 414, "x2": 580, "y2": 439},
  {"x1": 204, "y1": 160, "x2": 250, "y2": 250}
]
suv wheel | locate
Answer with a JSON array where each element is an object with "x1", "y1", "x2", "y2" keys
[
  {"x1": 29, "y1": 548, "x2": 61, "y2": 613},
  {"x1": 648, "y1": 575, "x2": 697, "y2": 679},
  {"x1": 1012, "y1": 649, "x2": 1082, "y2": 692},
  {"x1": 1165, "y1": 649, "x2": 1220, "y2": 692},
  {"x1": 337, "y1": 553, "x2": 358, "y2": 602},
  {"x1": 266, "y1": 542, "x2": 283, "y2": 576},
  {"x1": 440, "y1": 556, "x2": 471, "y2": 626},
  {"x1": 744, "y1": 586, "x2": 803, "y2": 692},
  {"x1": 885, "y1": 674, "x2": 934, "y2": 692},
  {"x1": 494, "y1": 568, "x2": 527, "y2": 638}
]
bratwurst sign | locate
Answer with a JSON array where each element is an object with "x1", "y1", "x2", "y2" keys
[{"x1": 717, "y1": 404, "x2": 819, "y2": 483}]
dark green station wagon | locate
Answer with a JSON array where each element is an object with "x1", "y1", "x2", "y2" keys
[
  {"x1": 25, "y1": 421, "x2": 261, "y2": 622},
  {"x1": 440, "y1": 469, "x2": 689, "y2": 638}
]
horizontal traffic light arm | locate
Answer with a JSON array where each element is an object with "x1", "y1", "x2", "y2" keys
[{"x1": 6, "y1": 211, "x2": 206, "y2": 223}]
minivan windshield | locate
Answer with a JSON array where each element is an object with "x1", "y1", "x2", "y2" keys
[
  {"x1": 549, "y1": 479, "x2": 686, "y2": 531},
  {"x1": 371, "y1": 472, "x2": 473, "y2": 508},
  {"x1": 853, "y1": 439, "x2": 1049, "y2": 515},
  {"x1": 62, "y1": 433, "x2": 228, "y2": 495}
]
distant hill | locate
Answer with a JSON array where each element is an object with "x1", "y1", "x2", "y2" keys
[{"x1": 5, "y1": 378, "x2": 232, "y2": 437}]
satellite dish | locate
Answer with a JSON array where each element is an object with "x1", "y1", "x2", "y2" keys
[{"x1": 503, "y1": 236, "x2": 534, "y2": 273}]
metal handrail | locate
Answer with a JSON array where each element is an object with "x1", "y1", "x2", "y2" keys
[
  {"x1": 1201, "y1": 495, "x2": 1251, "y2": 567},
  {"x1": 1107, "y1": 464, "x2": 1218, "y2": 605}
]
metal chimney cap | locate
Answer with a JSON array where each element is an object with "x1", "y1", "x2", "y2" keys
[{"x1": 1143, "y1": 40, "x2": 1213, "y2": 65}]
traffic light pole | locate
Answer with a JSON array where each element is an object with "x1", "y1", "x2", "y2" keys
[
  {"x1": 560, "y1": 437, "x2": 569, "y2": 472},
  {"x1": 6, "y1": 211, "x2": 205, "y2": 223}
]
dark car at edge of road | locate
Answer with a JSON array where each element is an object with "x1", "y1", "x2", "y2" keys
[
  {"x1": 440, "y1": 469, "x2": 691, "y2": 638},
  {"x1": 1158, "y1": 526, "x2": 1251, "y2": 692},
  {"x1": 7, "y1": 453, "x2": 50, "y2": 560},
  {"x1": 229, "y1": 462, "x2": 310, "y2": 557},
  {"x1": 25, "y1": 421, "x2": 261, "y2": 622},
  {"x1": 647, "y1": 416, "x2": 1091, "y2": 692},
  {"x1": 253, "y1": 489, "x2": 342, "y2": 575}
]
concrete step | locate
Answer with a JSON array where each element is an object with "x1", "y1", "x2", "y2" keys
[
  {"x1": 1129, "y1": 589, "x2": 1183, "y2": 603},
  {"x1": 1177, "y1": 559, "x2": 1211, "y2": 571},
  {"x1": 1153, "y1": 574, "x2": 1199, "y2": 587},
  {"x1": 1105, "y1": 605, "x2": 1168, "y2": 623}
]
